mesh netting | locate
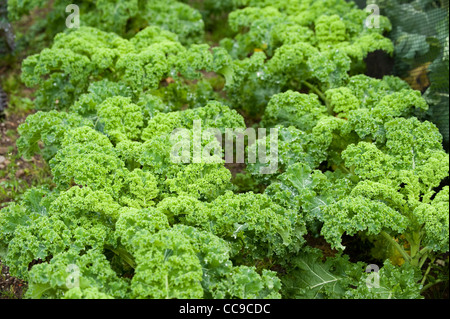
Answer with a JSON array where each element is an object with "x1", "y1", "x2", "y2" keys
[
  {"x1": 0, "y1": 0, "x2": 15, "y2": 55},
  {"x1": 360, "y1": 0, "x2": 449, "y2": 150},
  {"x1": 0, "y1": 85, "x2": 7, "y2": 114}
]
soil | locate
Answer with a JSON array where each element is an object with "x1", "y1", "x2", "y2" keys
[
  {"x1": 0, "y1": 112, "x2": 33, "y2": 299},
  {"x1": 0, "y1": 111, "x2": 48, "y2": 204},
  {"x1": 364, "y1": 50, "x2": 395, "y2": 79},
  {"x1": 0, "y1": 104, "x2": 45, "y2": 300},
  {"x1": 0, "y1": 259, "x2": 27, "y2": 299},
  {"x1": 305, "y1": 234, "x2": 339, "y2": 260}
]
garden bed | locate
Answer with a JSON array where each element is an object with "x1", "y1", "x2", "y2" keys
[{"x1": 0, "y1": 0, "x2": 448, "y2": 300}]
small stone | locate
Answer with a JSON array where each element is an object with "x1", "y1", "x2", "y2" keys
[
  {"x1": 15, "y1": 169, "x2": 25, "y2": 178},
  {"x1": 436, "y1": 259, "x2": 446, "y2": 267}
]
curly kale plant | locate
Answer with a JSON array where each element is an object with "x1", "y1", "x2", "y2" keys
[
  {"x1": 2, "y1": 99, "x2": 287, "y2": 299},
  {"x1": 8, "y1": 0, "x2": 205, "y2": 45},
  {"x1": 1, "y1": 0, "x2": 448, "y2": 300},
  {"x1": 219, "y1": 0, "x2": 394, "y2": 114},
  {"x1": 20, "y1": 26, "x2": 232, "y2": 112},
  {"x1": 260, "y1": 75, "x2": 449, "y2": 296}
]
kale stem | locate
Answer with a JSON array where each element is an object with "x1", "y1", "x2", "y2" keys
[
  {"x1": 421, "y1": 279, "x2": 445, "y2": 293},
  {"x1": 302, "y1": 81, "x2": 330, "y2": 110},
  {"x1": 418, "y1": 248, "x2": 431, "y2": 269},
  {"x1": 336, "y1": 163, "x2": 352, "y2": 174},
  {"x1": 105, "y1": 245, "x2": 136, "y2": 269},
  {"x1": 380, "y1": 231, "x2": 411, "y2": 263},
  {"x1": 420, "y1": 257, "x2": 435, "y2": 287}
]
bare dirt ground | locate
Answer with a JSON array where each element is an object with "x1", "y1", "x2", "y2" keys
[{"x1": 0, "y1": 259, "x2": 27, "y2": 299}]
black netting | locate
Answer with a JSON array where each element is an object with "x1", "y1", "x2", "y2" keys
[
  {"x1": 356, "y1": 0, "x2": 449, "y2": 150},
  {"x1": 0, "y1": 85, "x2": 7, "y2": 115},
  {"x1": 0, "y1": 0, "x2": 15, "y2": 55}
]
